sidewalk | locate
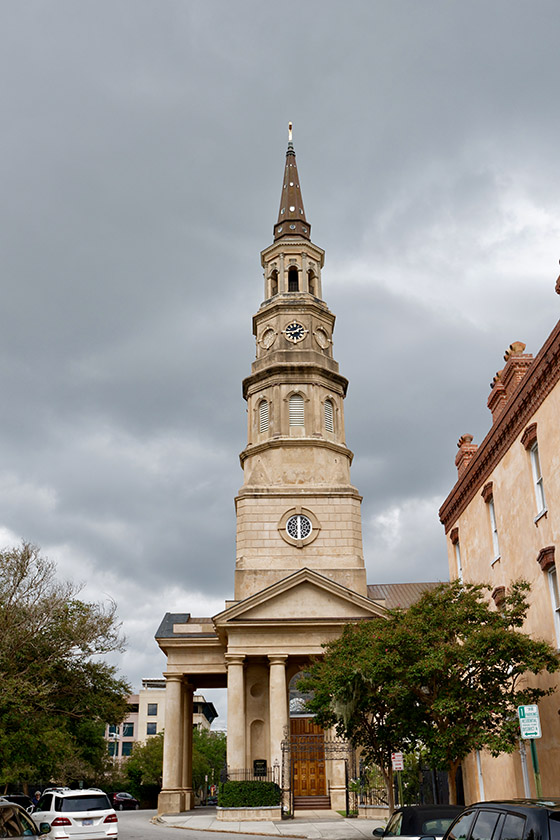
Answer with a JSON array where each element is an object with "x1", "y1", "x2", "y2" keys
[{"x1": 157, "y1": 807, "x2": 385, "y2": 838}]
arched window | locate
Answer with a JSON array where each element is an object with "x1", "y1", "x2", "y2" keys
[
  {"x1": 289, "y1": 393, "x2": 304, "y2": 426},
  {"x1": 259, "y1": 399, "x2": 269, "y2": 433},
  {"x1": 324, "y1": 399, "x2": 334, "y2": 433},
  {"x1": 288, "y1": 266, "x2": 299, "y2": 292},
  {"x1": 270, "y1": 270, "x2": 278, "y2": 296},
  {"x1": 308, "y1": 270, "x2": 316, "y2": 296}
]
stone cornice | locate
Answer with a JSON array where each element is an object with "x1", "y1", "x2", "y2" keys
[
  {"x1": 253, "y1": 295, "x2": 334, "y2": 326},
  {"x1": 239, "y1": 435, "x2": 354, "y2": 466},
  {"x1": 440, "y1": 316, "x2": 560, "y2": 532},
  {"x1": 243, "y1": 363, "x2": 348, "y2": 399}
]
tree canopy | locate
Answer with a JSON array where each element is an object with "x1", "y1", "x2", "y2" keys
[
  {"x1": 300, "y1": 580, "x2": 559, "y2": 804},
  {"x1": 0, "y1": 541, "x2": 131, "y2": 788}
]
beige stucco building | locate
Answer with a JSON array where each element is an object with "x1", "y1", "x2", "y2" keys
[
  {"x1": 155, "y1": 131, "x2": 437, "y2": 815},
  {"x1": 440, "y1": 317, "x2": 560, "y2": 801}
]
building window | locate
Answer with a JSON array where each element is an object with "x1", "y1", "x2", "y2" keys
[
  {"x1": 324, "y1": 399, "x2": 334, "y2": 433},
  {"x1": 482, "y1": 483, "x2": 500, "y2": 562},
  {"x1": 530, "y1": 442, "x2": 546, "y2": 515},
  {"x1": 286, "y1": 514, "x2": 312, "y2": 540},
  {"x1": 259, "y1": 399, "x2": 269, "y2": 433},
  {"x1": 548, "y1": 566, "x2": 560, "y2": 646},
  {"x1": 488, "y1": 497, "x2": 500, "y2": 561},
  {"x1": 289, "y1": 394, "x2": 304, "y2": 426},
  {"x1": 454, "y1": 540, "x2": 463, "y2": 583},
  {"x1": 121, "y1": 741, "x2": 133, "y2": 757},
  {"x1": 108, "y1": 725, "x2": 119, "y2": 736},
  {"x1": 147, "y1": 723, "x2": 157, "y2": 735},
  {"x1": 108, "y1": 741, "x2": 118, "y2": 757},
  {"x1": 270, "y1": 269, "x2": 278, "y2": 296},
  {"x1": 288, "y1": 266, "x2": 299, "y2": 291},
  {"x1": 147, "y1": 703, "x2": 158, "y2": 716},
  {"x1": 122, "y1": 722, "x2": 134, "y2": 737}
]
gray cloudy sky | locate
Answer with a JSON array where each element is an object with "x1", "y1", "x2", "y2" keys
[{"x1": 2, "y1": 1, "x2": 560, "y2": 723}]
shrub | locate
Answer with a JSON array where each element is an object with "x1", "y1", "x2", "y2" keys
[{"x1": 219, "y1": 780, "x2": 281, "y2": 808}]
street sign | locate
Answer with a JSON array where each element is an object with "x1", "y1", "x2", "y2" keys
[
  {"x1": 518, "y1": 704, "x2": 542, "y2": 739},
  {"x1": 391, "y1": 751, "x2": 404, "y2": 771}
]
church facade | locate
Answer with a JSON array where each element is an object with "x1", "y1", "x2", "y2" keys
[{"x1": 155, "y1": 131, "x2": 431, "y2": 815}]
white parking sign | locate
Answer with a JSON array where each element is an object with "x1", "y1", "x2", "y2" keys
[{"x1": 518, "y1": 704, "x2": 542, "y2": 739}]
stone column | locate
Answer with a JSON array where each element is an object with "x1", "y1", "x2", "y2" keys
[
  {"x1": 182, "y1": 683, "x2": 195, "y2": 810},
  {"x1": 268, "y1": 654, "x2": 288, "y2": 771},
  {"x1": 158, "y1": 673, "x2": 184, "y2": 814},
  {"x1": 226, "y1": 654, "x2": 246, "y2": 772},
  {"x1": 279, "y1": 253, "x2": 285, "y2": 293}
]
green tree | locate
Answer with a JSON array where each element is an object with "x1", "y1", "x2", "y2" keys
[
  {"x1": 302, "y1": 580, "x2": 559, "y2": 804},
  {"x1": 192, "y1": 728, "x2": 226, "y2": 796},
  {"x1": 126, "y1": 733, "x2": 164, "y2": 788},
  {"x1": 0, "y1": 541, "x2": 131, "y2": 789}
]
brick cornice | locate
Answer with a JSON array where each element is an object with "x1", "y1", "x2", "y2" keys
[{"x1": 440, "y1": 317, "x2": 560, "y2": 532}]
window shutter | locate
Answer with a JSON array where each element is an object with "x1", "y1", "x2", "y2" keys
[
  {"x1": 324, "y1": 399, "x2": 334, "y2": 432},
  {"x1": 259, "y1": 400, "x2": 269, "y2": 433},
  {"x1": 289, "y1": 394, "x2": 304, "y2": 426}
]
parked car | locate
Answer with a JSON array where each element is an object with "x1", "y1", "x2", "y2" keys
[
  {"x1": 438, "y1": 800, "x2": 560, "y2": 840},
  {"x1": 373, "y1": 805, "x2": 465, "y2": 840},
  {"x1": 2, "y1": 795, "x2": 34, "y2": 814},
  {"x1": 107, "y1": 793, "x2": 139, "y2": 812},
  {"x1": 33, "y1": 788, "x2": 118, "y2": 840},
  {"x1": 0, "y1": 797, "x2": 49, "y2": 838}
]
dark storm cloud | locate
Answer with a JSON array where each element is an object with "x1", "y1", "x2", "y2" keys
[{"x1": 1, "y1": 0, "x2": 560, "y2": 705}]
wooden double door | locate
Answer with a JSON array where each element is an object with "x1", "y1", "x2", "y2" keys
[{"x1": 290, "y1": 717, "x2": 326, "y2": 797}]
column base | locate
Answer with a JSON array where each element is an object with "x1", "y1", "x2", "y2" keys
[
  {"x1": 329, "y1": 786, "x2": 347, "y2": 813},
  {"x1": 158, "y1": 790, "x2": 185, "y2": 815}
]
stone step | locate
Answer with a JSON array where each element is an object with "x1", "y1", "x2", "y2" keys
[{"x1": 293, "y1": 795, "x2": 332, "y2": 810}]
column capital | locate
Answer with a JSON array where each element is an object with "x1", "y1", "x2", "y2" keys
[
  {"x1": 225, "y1": 654, "x2": 246, "y2": 668},
  {"x1": 163, "y1": 672, "x2": 184, "y2": 683},
  {"x1": 163, "y1": 673, "x2": 194, "y2": 691},
  {"x1": 268, "y1": 654, "x2": 288, "y2": 665}
]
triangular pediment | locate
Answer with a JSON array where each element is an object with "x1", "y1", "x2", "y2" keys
[{"x1": 213, "y1": 568, "x2": 387, "y2": 625}]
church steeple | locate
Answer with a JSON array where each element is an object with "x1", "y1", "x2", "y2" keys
[
  {"x1": 274, "y1": 123, "x2": 310, "y2": 242},
  {"x1": 233, "y1": 127, "x2": 367, "y2": 602}
]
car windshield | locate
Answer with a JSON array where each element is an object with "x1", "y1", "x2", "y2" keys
[
  {"x1": 57, "y1": 796, "x2": 110, "y2": 812},
  {"x1": 422, "y1": 818, "x2": 460, "y2": 836}
]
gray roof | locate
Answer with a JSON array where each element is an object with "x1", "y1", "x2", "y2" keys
[{"x1": 367, "y1": 582, "x2": 442, "y2": 610}]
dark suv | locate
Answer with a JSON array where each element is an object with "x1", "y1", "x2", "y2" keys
[{"x1": 443, "y1": 800, "x2": 560, "y2": 840}]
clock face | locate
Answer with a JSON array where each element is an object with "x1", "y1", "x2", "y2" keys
[
  {"x1": 314, "y1": 327, "x2": 330, "y2": 349},
  {"x1": 284, "y1": 321, "x2": 306, "y2": 343},
  {"x1": 261, "y1": 328, "x2": 276, "y2": 349}
]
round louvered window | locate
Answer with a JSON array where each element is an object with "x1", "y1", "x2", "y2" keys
[{"x1": 286, "y1": 514, "x2": 312, "y2": 540}]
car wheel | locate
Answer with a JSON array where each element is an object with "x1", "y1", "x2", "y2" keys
[
  {"x1": 134, "y1": 805, "x2": 139, "y2": 810},
  {"x1": 118, "y1": 804, "x2": 124, "y2": 811}
]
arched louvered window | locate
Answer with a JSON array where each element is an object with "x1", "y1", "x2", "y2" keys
[
  {"x1": 289, "y1": 393, "x2": 304, "y2": 426},
  {"x1": 324, "y1": 399, "x2": 334, "y2": 432},
  {"x1": 308, "y1": 270, "x2": 316, "y2": 296},
  {"x1": 288, "y1": 266, "x2": 299, "y2": 291},
  {"x1": 259, "y1": 399, "x2": 269, "y2": 433},
  {"x1": 270, "y1": 270, "x2": 278, "y2": 296}
]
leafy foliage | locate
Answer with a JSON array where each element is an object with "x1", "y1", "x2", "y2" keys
[
  {"x1": 0, "y1": 541, "x2": 131, "y2": 787},
  {"x1": 126, "y1": 733, "x2": 164, "y2": 788},
  {"x1": 192, "y1": 728, "x2": 226, "y2": 792},
  {"x1": 219, "y1": 780, "x2": 281, "y2": 807},
  {"x1": 301, "y1": 580, "x2": 559, "y2": 804}
]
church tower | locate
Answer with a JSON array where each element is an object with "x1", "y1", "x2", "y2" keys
[
  {"x1": 235, "y1": 125, "x2": 367, "y2": 599},
  {"x1": 155, "y1": 128, "x2": 388, "y2": 817}
]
